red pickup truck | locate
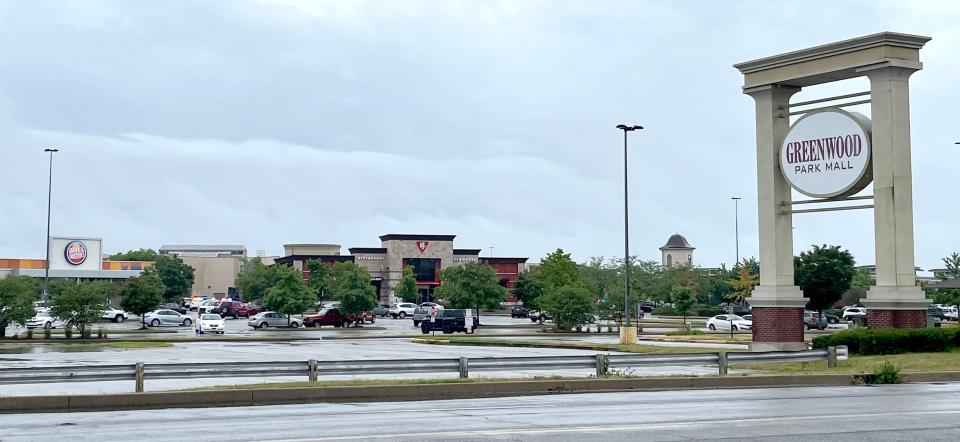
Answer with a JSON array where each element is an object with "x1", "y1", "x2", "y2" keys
[{"x1": 303, "y1": 308, "x2": 376, "y2": 327}]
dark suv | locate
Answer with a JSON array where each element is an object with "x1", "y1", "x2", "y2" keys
[
  {"x1": 510, "y1": 305, "x2": 528, "y2": 318},
  {"x1": 420, "y1": 309, "x2": 476, "y2": 334},
  {"x1": 217, "y1": 300, "x2": 246, "y2": 319}
]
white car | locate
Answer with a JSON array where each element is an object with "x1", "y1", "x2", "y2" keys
[
  {"x1": 389, "y1": 303, "x2": 418, "y2": 319},
  {"x1": 707, "y1": 314, "x2": 752, "y2": 331},
  {"x1": 188, "y1": 297, "x2": 210, "y2": 311},
  {"x1": 143, "y1": 309, "x2": 193, "y2": 327},
  {"x1": 842, "y1": 307, "x2": 867, "y2": 321},
  {"x1": 941, "y1": 305, "x2": 958, "y2": 320},
  {"x1": 198, "y1": 313, "x2": 225, "y2": 334},
  {"x1": 26, "y1": 313, "x2": 69, "y2": 329},
  {"x1": 101, "y1": 306, "x2": 128, "y2": 323},
  {"x1": 197, "y1": 299, "x2": 221, "y2": 314}
]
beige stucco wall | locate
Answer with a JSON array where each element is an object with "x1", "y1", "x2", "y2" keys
[
  {"x1": 283, "y1": 244, "x2": 341, "y2": 256},
  {"x1": 180, "y1": 256, "x2": 242, "y2": 298},
  {"x1": 661, "y1": 249, "x2": 693, "y2": 268}
]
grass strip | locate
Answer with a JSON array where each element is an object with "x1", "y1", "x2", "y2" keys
[{"x1": 733, "y1": 350, "x2": 960, "y2": 374}]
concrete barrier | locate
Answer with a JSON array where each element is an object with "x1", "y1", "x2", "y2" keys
[{"x1": 4, "y1": 372, "x2": 958, "y2": 414}]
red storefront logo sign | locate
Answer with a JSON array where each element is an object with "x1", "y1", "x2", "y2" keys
[
  {"x1": 64, "y1": 241, "x2": 88, "y2": 265},
  {"x1": 416, "y1": 241, "x2": 429, "y2": 254}
]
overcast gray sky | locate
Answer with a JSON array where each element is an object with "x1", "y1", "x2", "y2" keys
[{"x1": 2, "y1": 0, "x2": 958, "y2": 271}]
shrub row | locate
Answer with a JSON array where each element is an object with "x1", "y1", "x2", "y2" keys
[
  {"x1": 812, "y1": 327, "x2": 960, "y2": 355},
  {"x1": 650, "y1": 305, "x2": 723, "y2": 317}
]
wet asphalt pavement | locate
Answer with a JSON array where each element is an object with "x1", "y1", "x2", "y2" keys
[{"x1": 3, "y1": 383, "x2": 959, "y2": 441}]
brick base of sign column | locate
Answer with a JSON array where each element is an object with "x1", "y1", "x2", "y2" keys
[
  {"x1": 867, "y1": 309, "x2": 927, "y2": 329},
  {"x1": 749, "y1": 307, "x2": 807, "y2": 352}
]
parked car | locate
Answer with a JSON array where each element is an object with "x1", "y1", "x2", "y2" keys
[
  {"x1": 197, "y1": 299, "x2": 221, "y2": 314},
  {"x1": 803, "y1": 310, "x2": 829, "y2": 330},
  {"x1": 303, "y1": 308, "x2": 352, "y2": 328},
  {"x1": 941, "y1": 305, "x2": 959, "y2": 320},
  {"x1": 144, "y1": 309, "x2": 193, "y2": 327},
  {"x1": 639, "y1": 301, "x2": 656, "y2": 313},
  {"x1": 706, "y1": 314, "x2": 752, "y2": 331},
  {"x1": 247, "y1": 311, "x2": 302, "y2": 328},
  {"x1": 198, "y1": 313, "x2": 225, "y2": 334},
  {"x1": 240, "y1": 302, "x2": 264, "y2": 318},
  {"x1": 389, "y1": 303, "x2": 418, "y2": 319},
  {"x1": 842, "y1": 307, "x2": 867, "y2": 321},
  {"x1": 160, "y1": 302, "x2": 188, "y2": 315},
  {"x1": 724, "y1": 305, "x2": 751, "y2": 316},
  {"x1": 26, "y1": 313, "x2": 69, "y2": 329},
  {"x1": 741, "y1": 314, "x2": 752, "y2": 321},
  {"x1": 826, "y1": 314, "x2": 840, "y2": 324},
  {"x1": 351, "y1": 310, "x2": 376, "y2": 324},
  {"x1": 420, "y1": 309, "x2": 476, "y2": 334},
  {"x1": 413, "y1": 304, "x2": 444, "y2": 326},
  {"x1": 188, "y1": 297, "x2": 210, "y2": 311},
  {"x1": 101, "y1": 306, "x2": 128, "y2": 323},
  {"x1": 216, "y1": 300, "x2": 246, "y2": 319},
  {"x1": 928, "y1": 305, "x2": 945, "y2": 322},
  {"x1": 372, "y1": 304, "x2": 390, "y2": 317},
  {"x1": 529, "y1": 310, "x2": 552, "y2": 323},
  {"x1": 510, "y1": 305, "x2": 529, "y2": 318}
]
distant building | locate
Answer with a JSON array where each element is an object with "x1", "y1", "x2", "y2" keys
[
  {"x1": 273, "y1": 234, "x2": 528, "y2": 304},
  {"x1": 660, "y1": 234, "x2": 694, "y2": 268},
  {"x1": 159, "y1": 245, "x2": 246, "y2": 298}
]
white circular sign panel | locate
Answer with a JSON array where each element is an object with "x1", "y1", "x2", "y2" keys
[{"x1": 780, "y1": 109, "x2": 872, "y2": 198}]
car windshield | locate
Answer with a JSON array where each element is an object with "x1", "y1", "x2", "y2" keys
[
  {"x1": 201, "y1": 314, "x2": 220, "y2": 320},
  {"x1": 728, "y1": 315, "x2": 744, "y2": 321},
  {"x1": 318, "y1": 308, "x2": 330, "y2": 315}
]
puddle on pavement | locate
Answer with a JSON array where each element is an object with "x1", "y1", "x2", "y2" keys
[{"x1": 0, "y1": 344, "x2": 118, "y2": 354}]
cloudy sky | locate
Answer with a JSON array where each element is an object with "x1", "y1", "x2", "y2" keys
[{"x1": 2, "y1": 0, "x2": 958, "y2": 271}]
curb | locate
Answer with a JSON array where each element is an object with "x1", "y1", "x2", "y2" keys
[{"x1": 0, "y1": 374, "x2": 859, "y2": 414}]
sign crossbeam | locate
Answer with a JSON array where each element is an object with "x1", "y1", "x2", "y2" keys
[
  {"x1": 781, "y1": 91, "x2": 871, "y2": 110},
  {"x1": 780, "y1": 204, "x2": 874, "y2": 215},
  {"x1": 782, "y1": 195, "x2": 874, "y2": 206},
  {"x1": 785, "y1": 100, "x2": 871, "y2": 117}
]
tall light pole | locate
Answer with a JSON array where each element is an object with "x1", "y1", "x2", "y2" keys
[
  {"x1": 731, "y1": 196, "x2": 741, "y2": 339},
  {"x1": 616, "y1": 124, "x2": 643, "y2": 334},
  {"x1": 42, "y1": 148, "x2": 59, "y2": 303}
]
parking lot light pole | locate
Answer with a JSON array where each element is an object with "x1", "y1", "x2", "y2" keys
[
  {"x1": 42, "y1": 148, "x2": 59, "y2": 304},
  {"x1": 616, "y1": 124, "x2": 642, "y2": 344}
]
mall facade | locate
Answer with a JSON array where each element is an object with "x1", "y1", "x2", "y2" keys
[{"x1": 273, "y1": 234, "x2": 529, "y2": 304}]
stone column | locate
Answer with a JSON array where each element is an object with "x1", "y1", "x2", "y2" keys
[
  {"x1": 858, "y1": 62, "x2": 928, "y2": 328},
  {"x1": 744, "y1": 84, "x2": 808, "y2": 352}
]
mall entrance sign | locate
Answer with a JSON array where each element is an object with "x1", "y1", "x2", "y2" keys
[{"x1": 734, "y1": 32, "x2": 931, "y2": 351}]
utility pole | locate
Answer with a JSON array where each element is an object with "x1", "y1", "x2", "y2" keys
[
  {"x1": 42, "y1": 148, "x2": 59, "y2": 303},
  {"x1": 615, "y1": 124, "x2": 643, "y2": 343}
]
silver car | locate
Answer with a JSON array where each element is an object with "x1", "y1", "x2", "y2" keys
[
  {"x1": 247, "y1": 311, "x2": 301, "y2": 328},
  {"x1": 143, "y1": 309, "x2": 193, "y2": 327}
]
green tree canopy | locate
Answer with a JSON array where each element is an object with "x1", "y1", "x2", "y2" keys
[
  {"x1": 50, "y1": 280, "x2": 110, "y2": 335},
  {"x1": 261, "y1": 265, "x2": 313, "y2": 325},
  {"x1": 120, "y1": 269, "x2": 166, "y2": 328},
  {"x1": 513, "y1": 271, "x2": 544, "y2": 311},
  {"x1": 534, "y1": 249, "x2": 581, "y2": 292},
  {"x1": 306, "y1": 259, "x2": 333, "y2": 300},
  {"x1": 394, "y1": 265, "x2": 418, "y2": 303},
  {"x1": 671, "y1": 285, "x2": 696, "y2": 323},
  {"x1": 108, "y1": 249, "x2": 160, "y2": 261},
  {"x1": 435, "y1": 261, "x2": 507, "y2": 324},
  {"x1": 328, "y1": 262, "x2": 378, "y2": 322},
  {"x1": 236, "y1": 258, "x2": 277, "y2": 302},
  {"x1": 0, "y1": 276, "x2": 40, "y2": 338},
  {"x1": 795, "y1": 244, "x2": 856, "y2": 317},
  {"x1": 154, "y1": 256, "x2": 195, "y2": 299},
  {"x1": 725, "y1": 261, "x2": 758, "y2": 305},
  {"x1": 538, "y1": 285, "x2": 594, "y2": 331}
]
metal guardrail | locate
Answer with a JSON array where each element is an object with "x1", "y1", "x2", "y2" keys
[{"x1": 0, "y1": 346, "x2": 847, "y2": 393}]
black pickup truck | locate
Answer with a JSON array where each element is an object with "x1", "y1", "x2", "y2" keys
[{"x1": 420, "y1": 309, "x2": 477, "y2": 334}]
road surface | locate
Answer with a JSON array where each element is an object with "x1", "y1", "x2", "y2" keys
[{"x1": 2, "y1": 383, "x2": 958, "y2": 441}]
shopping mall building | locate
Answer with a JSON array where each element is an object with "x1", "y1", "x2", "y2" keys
[{"x1": 274, "y1": 234, "x2": 529, "y2": 304}]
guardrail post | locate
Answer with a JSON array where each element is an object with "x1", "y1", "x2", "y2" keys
[
  {"x1": 827, "y1": 346, "x2": 838, "y2": 368},
  {"x1": 717, "y1": 352, "x2": 728, "y2": 376},
  {"x1": 595, "y1": 354, "x2": 608, "y2": 377},
  {"x1": 308, "y1": 359, "x2": 318, "y2": 382},
  {"x1": 458, "y1": 357, "x2": 469, "y2": 379},
  {"x1": 135, "y1": 362, "x2": 145, "y2": 393}
]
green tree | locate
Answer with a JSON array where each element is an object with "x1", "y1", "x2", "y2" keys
[
  {"x1": 306, "y1": 259, "x2": 333, "y2": 300},
  {"x1": 394, "y1": 265, "x2": 418, "y2": 303},
  {"x1": 725, "y1": 261, "x2": 758, "y2": 305},
  {"x1": 513, "y1": 271, "x2": 544, "y2": 314},
  {"x1": 108, "y1": 249, "x2": 160, "y2": 261},
  {"x1": 328, "y1": 262, "x2": 378, "y2": 326},
  {"x1": 50, "y1": 280, "x2": 110, "y2": 336},
  {"x1": 261, "y1": 265, "x2": 313, "y2": 326},
  {"x1": 795, "y1": 244, "x2": 856, "y2": 323},
  {"x1": 120, "y1": 269, "x2": 166, "y2": 329},
  {"x1": 943, "y1": 252, "x2": 960, "y2": 279},
  {"x1": 928, "y1": 252, "x2": 960, "y2": 310},
  {"x1": 0, "y1": 276, "x2": 40, "y2": 338},
  {"x1": 671, "y1": 285, "x2": 696, "y2": 324},
  {"x1": 435, "y1": 262, "x2": 507, "y2": 325},
  {"x1": 236, "y1": 258, "x2": 276, "y2": 302},
  {"x1": 534, "y1": 249, "x2": 581, "y2": 291},
  {"x1": 154, "y1": 255, "x2": 195, "y2": 299},
  {"x1": 538, "y1": 285, "x2": 595, "y2": 331}
]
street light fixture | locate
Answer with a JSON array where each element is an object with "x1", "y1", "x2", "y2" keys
[
  {"x1": 731, "y1": 196, "x2": 742, "y2": 340},
  {"x1": 42, "y1": 148, "x2": 59, "y2": 303},
  {"x1": 616, "y1": 124, "x2": 643, "y2": 336}
]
